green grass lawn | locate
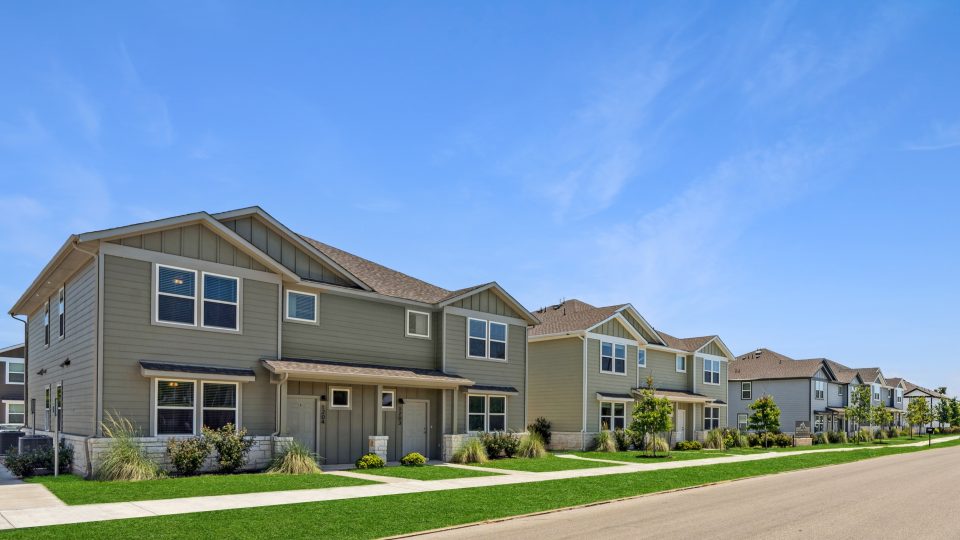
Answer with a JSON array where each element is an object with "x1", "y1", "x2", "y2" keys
[
  {"x1": 9, "y1": 439, "x2": 958, "y2": 539},
  {"x1": 351, "y1": 465, "x2": 500, "y2": 480},
  {"x1": 465, "y1": 453, "x2": 619, "y2": 472},
  {"x1": 27, "y1": 472, "x2": 377, "y2": 505},
  {"x1": 570, "y1": 449, "x2": 734, "y2": 463}
]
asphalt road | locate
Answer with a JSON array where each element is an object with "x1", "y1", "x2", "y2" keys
[{"x1": 412, "y1": 444, "x2": 960, "y2": 539}]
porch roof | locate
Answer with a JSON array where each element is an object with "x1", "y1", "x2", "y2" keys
[
  {"x1": 637, "y1": 388, "x2": 718, "y2": 404},
  {"x1": 595, "y1": 392, "x2": 635, "y2": 402},
  {"x1": 262, "y1": 357, "x2": 473, "y2": 389},
  {"x1": 139, "y1": 360, "x2": 257, "y2": 382}
]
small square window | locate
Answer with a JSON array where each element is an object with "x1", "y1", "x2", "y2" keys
[
  {"x1": 330, "y1": 388, "x2": 351, "y2": 408},
  {"x1": 6, "y1": 363, "x2": 24, "y2": 385},
  {"x1": 637, "y1": 349, "x2": 646, "y2": 368},
  {"x1": 676, "y1": 355, "x2": 687, "y2": 373},
  {"x1": 741, "y1": 381, "x2": 752, "y2": 400},
  {"x1": 381, "y1": 390, "x2": 395, "y2": 410},
  {"x1": 286, "y1": 291, "x2": 318, "y2": 323},
  {"x1": 406, "y1": 310, "x2": 430, "y2": 338}
]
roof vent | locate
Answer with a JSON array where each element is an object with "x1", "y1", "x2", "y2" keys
[{"x1": 754, "y1": 349, "x2": 762, "y2": 359}]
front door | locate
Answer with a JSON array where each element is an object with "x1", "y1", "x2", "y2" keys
[
  {"x1": 287, "y1": 396, "x2": 317, "y2": 452},
  {"x1": 676, "y1": 409, "x2": 686, "y2": 442},
  {"x1": 402, "y1": 400, "x2": 429, "y2": 457}
]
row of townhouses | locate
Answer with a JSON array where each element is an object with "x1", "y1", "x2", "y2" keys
[{"x1": 5, "y1": 207, "x2": 949, "y2": 473}]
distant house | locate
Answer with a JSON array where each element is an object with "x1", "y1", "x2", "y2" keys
[
  {"x1": 0, "y1": 344, "x2": 24, "y2": 427},
  {"x1": 903, "y1": 381, "x2": 950, "y2": 429}
]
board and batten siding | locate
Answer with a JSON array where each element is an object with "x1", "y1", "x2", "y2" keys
[
  {"x1": 101, "y1": 255, "x2": 279, "y2": 436},
  {"x1": 282, "y1": 293, "x2": 439, "y2": 370},
  {"x1": 449, "y1": 289, "x2": 522, "y2": 319},
  {"x1": 26, "y1": 260, "x2": 98, "y2": 436},
  {"x1": 220, "y1": 216, "x2": 354, "y2": 286},
  {"x1": 110, "y1": 224, "x2": 269, "y2": 273},
  {"x1": 592, "y1": 320, "x2": 631, "y2": 339},
  {"x1": 620, "y1": 311, "x2": 658, "y2": 343},
  {"x1": 444, "y1": 313, "x2": 526, "y2": 432},
  {"x1": 585, "y1": 338, "x2": 638, "y2": 432},
  {"x1": 699, "y1": 341, "x2": 724, "y2": 357},
  {"x1": 527, "y1": 337, "x2": 584, "y2": 432},
  {"x1": 727, "y1": 378, "x2": 811, "y2": 433}
]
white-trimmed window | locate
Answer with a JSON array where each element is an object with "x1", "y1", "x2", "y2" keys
[
  {"x1": 637, "y1": 349, "x2": 646, "y2": 368},
  {"x1": 872, "y1": 384, "x2": 880, "y2": 401},
  {"x1": 286, "y1": 290, "x2": 317, "y2": 323},
  {"x1": 406, "y1": 309, "x2": 430, "y2": 338},
  {"x1": 737, "y1": 413, "x2": 748, "y2": 431},
  {"x1": 57, "y1": 287, "x2": 65, "y2": 339},
  {"x1": 467, "y1": 318, "x2": 487, "y2": 358},
  {"x1": 489, "y1": 322, "x2": 507, "y2": 360},
  {"x1": 156, "y1": 265, "x2": 197, "y2": 326},
  {"x1": 55, "y1": 383, "x2": 62, "y2": 432},
  {"x1": 467, "y1": 319, "x2": 507, "y2": 361},
  {"x1": 814, "y1": 414, "x2": 824, "y2": 433},
  {"x1": 467, "y1": 395, "x2": 506, "y2": 432},
  {"x1": 703, "y1": 406, "x2": 720, "y2": 430},
  {"x1": 330, "y1": 387, "x2": 351, "y2": 409},
  {"x1": 741, "y1": 381, "x2": 752, "y2": 400},
  {"x1": 381, "y1": 390, "x2": 395, "y2": 410},
  {"x1": 6, "y1": 362, "x2": 24, "y2": 385},
  {"x1": 44, "y1": 386, "x2": 51, "y2": 430},
  {"x1": 896, "y1": 389, "x2": 902, "y2": 405},
  {"x1": 5, "y1": 401, "x2": 24, "y2": 425},
  {"x1": 156, "y1": 379, "x2": 196, "y2": 435},
  {"x1": 600, "y1": 342, "x2": 626, "y2": 374},
  {"x1": 43, "y1": 301, "x2": 50, "y2": 346},
  {"x1": 676, "y1": 355, "x2": 686, "y2": 373},
  {"x1": 703, "y1": 358, "x2": 720, "y2": 385},
  {"x1": 599, "y1": 402, "x2": 626, "y2": 430},
  {"x1": 201, "y1": 273, "x2": 239, "y2": 331},
  {"x1": 201, "y1": 382, "x2": 238, "y2": 430},
  {"x1": 814, "y1": 380, "x2": 825, "y2": 400}
]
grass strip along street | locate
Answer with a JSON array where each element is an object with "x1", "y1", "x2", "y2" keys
[
  {"x1": 352, "y1": 465, "x2": 500, "y2": 481},
  {"x1": 6, "y1": 439, "x2": 958, "y2": 538},
  {"x1": 467, "y1": 453, "x2": 617, "y2": 472}
]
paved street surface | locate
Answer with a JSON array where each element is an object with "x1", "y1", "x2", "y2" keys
[{"x1": 413, "y1": 444, "x2": 960, "y2": 540}]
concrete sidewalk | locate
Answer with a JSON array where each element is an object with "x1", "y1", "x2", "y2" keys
[{"x1": 0, "y1": 435, "x2": 954, "y2": 530}]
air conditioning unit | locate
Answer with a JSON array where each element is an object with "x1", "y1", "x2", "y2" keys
[{"x1": 18, "y1": 435, "x2": 53, "y2": 454}]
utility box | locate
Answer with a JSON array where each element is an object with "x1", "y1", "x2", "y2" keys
[
  {"x1": 0, "y1": 431, "x2": 24, "y2": 455},
  {"x1": 18, "y1": 435, "x2": 52, "y2": 454}
]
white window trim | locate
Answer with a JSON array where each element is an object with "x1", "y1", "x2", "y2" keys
[
  {"x1": 814, "y1": 380, "x2": 825, "y2": 400},
  {"x1": 44, "y1": 385, "x2": 51, "y2": 430},
  {"x1": 330, "y1": 387, "x2": 352, "y2": 409},
  {"x1": 57, "y1": 287, "x2": 65, "y2": 340},
  {"x1": 155, "y1": 378, "x2": 197, "y2": 436},
  {"x1": 741, "y1": 381, "x2": 752, "y2": 400},
  {"x1": 154, "y1": 264, "x2": 199, "y2": 328},
  {"x1": 466, "y1": 318, "x2": 508, "y2": 362},
  {"x1": 599, "y1": 401, "x2": 627, "y2": 431},
  {"x1": 285, "y1": 290, "x2": 318, "y2": 324},
  {"x1": 599, "y1": 341, "x2": 627, "y2": 375},
  {"x1": 737, "y1": 413, "x2": 748, "y2": 431},
  {"x1": 5, "y1": 361, "x2": 24, "y2": 385},
  {"x1": 405, "y1": 309, "x2": 431, "y2": 339},
  {"x1": 466, "y1": 394, "x2": 507, "y2": 433},
  {"x1": 381, "y1": 389, "x2": 396, "y2": 410},
  {"x1": 42, "y1": 301, "x2": 50, "y2": 348},
  {"x1": 4, "y1": 400, "x2": 24, "y2": 425},
  {"x1": 872, "y1": 384, "x2": 880, "y2": 401},
  {"x1": 466, "y1": 317, "x2": 488, "y2": 360},
  {"x1": 703, "y1": 406, "x2": 720, "y2": 430},
  {"x1": 637, "y1": 348, "x2": 646, "y2": 368},
  {"x1": 676, "y1": 355, "x2": 686, "y2": 373},
  {"x1": 201, "y1": 381, "x2": 240, "y2": 430},
  {"x1": 200, "y1": 272, "x2": 241, "y2": 332},
  {"x1": 702, "y1": 357, "x2": 721, "y2": 386}
]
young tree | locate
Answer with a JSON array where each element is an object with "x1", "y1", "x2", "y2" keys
[
  {"x1": 847, "y1": 385, "x2": 872, "y2": 443},
  {"x1": 935, "y1": 386, "x2": 948, "y2": 396},
  {"x1": 630, "y1": 376, "x2": 673, "y2": 457},
  {"x1": 872, "y1": 405, "x2": 893, "y2": 430},
  {"x1": 747, "y1": 395, "x2": 781, "y2": 448},
  {"x1": 949, "y1": 399, "x2": 960, "y2": 427},
  {"x1": 907, "y1": 397, "x2": 933, "y2": 437},
  {"x1": 935, "y1": 400, "x2": 951, "y2": 427}
]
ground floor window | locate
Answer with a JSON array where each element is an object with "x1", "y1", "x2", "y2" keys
[
  {"x1": 599, "y1": 401, "x2": 626, "y2": 430},
  {"x1": 5, "y1": 401, "x2": 24, "y2": 424},
  {"x1": 815, "y1": 414, "x2": 824, "y2": 433},
  {"x1": 157, "y1": 379, "x2": 196, "y2": 435},
  {"x1": 703, "y1": 406, "x2": 720, "y2": 430},
  {"x1": 467, "y1": 395, "x2": 506, "y2": 432},
  {"x1": 737, "y1": 413, "x2": 748, "y2": 431},
  {"x1": 202, "y1": 382, "x2": 238, "y2": 430},
  {"x1": 44, "y1": 386, "x2": 51, "y2": 430}
]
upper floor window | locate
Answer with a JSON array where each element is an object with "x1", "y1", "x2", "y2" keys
[
  {"x1": 6, "y1": 362, "x2": 24, "y2": 384},
  {"x1": 157, "y1": 265, "x2": 197, "y2": 326},
  {"x1": 600, "y1": 342, "x2": 626, "y2": 374},
  {"x1": 57, "y1": 287, "x2": 65, "y2": 339},
  {"x1": 467, "y1": 318, "x2": 507, "y2": 361},
  {"x1": 202, "y1": 273, "x2": 239, "y2": 331},
  {"x1": 741, "y1": 381, "x2": 752, "y2": 400},
  {"x1": 896, "y1": 389, "x2": 903, "y2": 404},
  {"x1": 637, "y1": 349, "x2": 646, "y2": 368},
  {"x1": 42, "y1": 301, "x2": 50, "y2": 346},
  {"x1": 703, "y1": 358, "x2": 720, "y2": 385},
  {"x1": 872, "y1": 384, "x2": 880, "y2": 401},
  {"x1": 676, "y1": 355, "x2": 686, "y2": 373},
  {"x1": 286, "y1": 291, "x2": 317, "y2": 323},
  {"x1": 406, "y1": 309, "x2": 430, "y2": 339},
  {"x1": 5, "y1": 401, "x2": 24, "y2": 425},
  {"x1": 814, "y1": 380, "x2": 825, "y2": 400}
]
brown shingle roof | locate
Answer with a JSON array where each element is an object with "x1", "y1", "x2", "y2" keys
[
  {"x1": 262, "y1": 358, "x2": 473, "y2": 387},
  {"x1": 729, "y1": 348, "x2": 829, "y2": 381},
  {"x1": 529, "y1": 300, "x2": 624, "y2": 337},
  {"x1": 855, "y1": 367, "x2": 883, "y2": 384},
  {"x1": 657, "y1": 332, "x2": 716, "y2": 353},
  {"x1": 903, "y1": 380, "x2": 947, "y2": 398},
  {"x1": 819, "y1": 359, "x2": 862, "y2": 384}
]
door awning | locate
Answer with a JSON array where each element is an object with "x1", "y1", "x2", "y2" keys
[
  {"x1": 636, "y1": 388, "x2": 717, "y2": 404},
  {"x1": 262, "y1": 358, "x2": 473, "y2": 389},
  {"x1": 139, "y1": 360, "x2": 257, "y2": 382}
]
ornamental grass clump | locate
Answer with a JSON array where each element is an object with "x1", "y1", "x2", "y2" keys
[
  {"x1": 97, "y1": 412, "x2": 163, "y2": 481},
  {"x1": 593, "y1": 431, "x2": 616, "y2": 453},
  {"x1": 267, "y1": 441, "x2": 321, "y2": 474},
  {"x1": 452, "y1": 438, "x2": 488, "y2": 464},
  {"x1": 517, "y1": 432, "x2": 546, "y2": 459},
  {"x1": 704, "y1": 429, "x2": 725, "y2": 450}
]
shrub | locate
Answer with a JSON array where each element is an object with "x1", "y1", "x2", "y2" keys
[
  {"x1": 826, "y1": 431, "x2": 841, "y2": 444},
  {"x1": 675, "y1": 440, "x2": 702, "y2": 451},
  {"x1": 704, "y1": 429, "x2": 725, "y2": 450},
  {"x1": 853, "y1": 428, "x2": 872, "y2": 444},
  {"x1": 612, "y1": 429, "x2": 630, "y2": 451},
  {"x1": 355, "y1": 453, "x2": 385, "y2": 469},
  {"x1": 517, "y1": 432, "x2": 546, "y2": 459},
  {"x1": 593, "y1": 431, "x2": 617, "y2": 452},
  {"x1": 452, "y1": 438, "x2": 488, "y2": 464},
  {"x1": 268, "y1": 441, "x2": 321, "y2": 474},
  {"x1": 649, "y1": 436, "x2": 669, "y2": 454},
  {"x1": 202, "y1": 423, "x2": 253, "y2": 473},
  {"x1": 97, "y1": 412, "x2": 163, "y2": 481},
  {"x1": 628, "y1": 429, "x2": 645, "y2": 450},
  {"x1": 400, "y1": 452, "x2": 427, "y2": 466},
  {"x1": 3, "y1": 441, "x2": 73, "y2": 478},
  {"x1": 873, "y1": 428, "x2": 887, "y2": 441},
  {"x1": 167, "y1": 437, "x2": 211, "y2": 477},
  {"x1": 887, "y1": 427, "x2": 900, "y2": 439},
  {"x1": 836, "y1": 431, "x2": 849, "y2": 444},
  {"x1": 722, "y1": 428, "x2": 748, "y2": 448},
  {"x1": 771, "y1": 433, "x2": 792, "y2": 447},
  {"x1": 813, "y1": 433, "x2": 828, "y2": 445},
  {"x1": 526, "y1": 417, "x2": 552, "y2": 446},
  {"x1": 480, "y1": 431, "x2": 520, "y2": 459},
  {"x1": 747, "y1": 433, "x2": 762, "y2": 447}
]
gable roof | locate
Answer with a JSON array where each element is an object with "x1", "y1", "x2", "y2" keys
[
  {"x1": 657, "y1": 332, "x2": 715, "y2": 353},
  {"x1": 529, "y1": 300, "x2": 622, "y2": 337},
  {"x1": 855, "y1": 367, "x2": 885, "y2": 386},
  {"x1": 729, "y1": 348, "x2": 833, "y2": 381},
  {"x1": 903, "y1": 381, "x2": 948, "y2": 398},
  {"x1": 820, "y1": 359, "x2": 863, "y2": 385}
]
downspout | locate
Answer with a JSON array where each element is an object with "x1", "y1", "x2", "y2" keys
[{"x1": 581, "y1": 334, "x2": 587, "y2": 450}]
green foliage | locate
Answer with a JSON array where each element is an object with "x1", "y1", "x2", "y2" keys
[
  {"x1": 703, "y1": 429, "x2": 725, "y2": 450},
  {"x1": 907, "y1": 397, "x2": 933, "y2": 435},
  {"x1": 593, "y1": 430, "x2": 617, "y2": 452},
  {"x1": 848, "y1": 385, "x2": 873, "y2": 442},
  {"x1": 612, "y1": 429, "x2": 630, "y2": 451},
  {"x1": 770, "y1": 433, "x2": 792, "y2": 448},
  {"x1": 886, "y1": 427, "x2": 901, "y2": 439},
  {"x1": 721, "y1": 428, "x2": 748, "y2": 448},
  {"x1": 354, "y1": 453, "x2": 385, "y2": 469},
  {"x1": 167, "y1": 437, "x2": 211, "y2": 477},
  {"x1": 812, "y1": 433, "x2": 828, "y2": 445},
  {"x1": 97, "y1": 412, "x2": 163, "y2": 481},
  {"x1": 935, "y1": 399, "x2": 952, "y2": 426},
  {"x1": 526, "y1": 417, "x2": 552, "y2": 445},
  {"x1": 480, "y1": 431, "x2": 520, "y2": 459},
  {"x1": 400, "y1": 452, "x2": 427, "y2": 466},
  {"x1": 451, "y1": 438, "x2": 488, "y2": 464},
  {"x1": 746, "y1": 432, "x2": 762, "y2": 447},
  {"x1": 517, "y1": 432, "x2": 546, "y2": 459},
  {"x1": 630, "y1": 377, "x2": 673, "y2": 457},
  {"x1": 873, "y1": 428, "x2": 887, "y2": 440},
  {"x1": 748, "y1": 395, "x2": 782, "y2": 447},
  {"x1": 852, "y1": 428, "x2": 872, "y2": 444},
  {"x1": 3, "y1": 441, "x2": 73, "y2": 478},
  {"x1": 202, "y1": 423, "x2": 254, "y2": 473},
  {"x1": 674, "y1": 440, "x2": 702, "y2": 451},
  {"x1": 268, "y1": 441, "x2": 321, "y2": 474},
  {"x1": 949, "y1": 399, "x2": 960, "y2": 426},
  {"x1": 871, "y1": 405, "x2": 893, "y2": 429},
  {"x1": 827, "y1": 431, "x2": 845, "y2": 444}
]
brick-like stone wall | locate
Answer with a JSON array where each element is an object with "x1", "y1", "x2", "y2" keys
[
  {"x1": 441, "y1": 434, "x2": 477, "y2": 461},
  {"x1": 547, "y1": 431, "x2": 589, "y2": 451}
]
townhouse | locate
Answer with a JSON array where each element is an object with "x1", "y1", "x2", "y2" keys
[
  {"x1": 526, "y1": 299, "x2": 732, "y2": 450},
  {"x1": 0, "y1": 344, "x2": 25, "y2": 427},
  {"x1": 903, "y1": 381, "x2": 950, "y2": 429},
  {"x1": 8, "y1": 207, "x2": 539, "y2": 473}
]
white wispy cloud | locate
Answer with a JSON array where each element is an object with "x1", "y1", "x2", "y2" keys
[
  {"x1": 118, "y1": 41, "x2": 175, "y2": 146},
  {"x1": 0, "y1": 111, "x2": 48, "y2": 147},
  {"x1": 903, "y1": 121, "x2": 960, "y2": 151}
]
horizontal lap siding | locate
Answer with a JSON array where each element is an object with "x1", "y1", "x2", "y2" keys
[
  {"x1": 726, "y1": 379, "x2": 811, "y2": 433},
  {"x1": 695, "y1": 357, "x2": 728, "y2": 404},
  {"x1": 26, "y1": 261, "x2": 97, "y2": 436},
  {"x1": 101, "y1": 255, "x2": 278, "y2": 436},
  {"x1": 445, "y1": 314, "x2": 526, "y2": 432},
  {"x1": 527, "y1": 338, "x2": 583, "y2": 432},
  {"x1": 644, "y1": 349, "x2": 687, "y2": 391},
  {"x1": 586, "y1": 338, "x2": 637, "y2": 432},
  {"x1": 282, "y1": 294, "x2": 438, "y2": 370}
]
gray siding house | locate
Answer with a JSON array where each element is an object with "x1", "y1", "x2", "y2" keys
[
  {"x1": 0, "y1": 344, "x2": 25, "y2": 427},
  {"x1": 527, "y1": 299, "x2": 732, "y2": 450},
  {"x1": 9, "y1": 207, "x2": 539, "y2": 473},
  {"x1": 903, "y1": 381, "x2": 950, "y2": 430}
]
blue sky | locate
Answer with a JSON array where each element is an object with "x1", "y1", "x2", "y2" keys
[{"x1": 1, "y1": 2, "x2": 958, "y2": 392}]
